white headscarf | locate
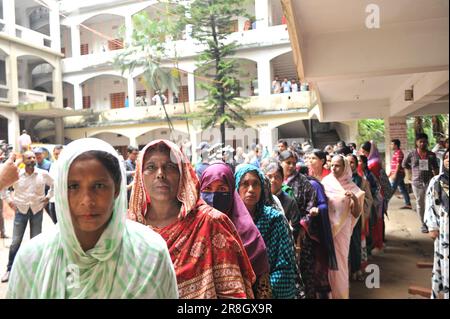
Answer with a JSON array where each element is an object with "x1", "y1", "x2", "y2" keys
[{"x1": 7, "y1": 138, "x2": 178, "y2": 299}]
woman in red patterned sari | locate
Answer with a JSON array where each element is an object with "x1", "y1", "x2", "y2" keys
[{"x1": 128, "y1": 140, "x2": 255, "y2": 299}]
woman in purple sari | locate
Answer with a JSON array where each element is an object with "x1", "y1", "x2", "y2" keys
[{"x1": 200, "y1": 163, "x2": 272, "y2": 298}]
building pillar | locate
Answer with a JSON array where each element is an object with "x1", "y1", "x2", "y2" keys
[
  {"x1": 73, "y1": 82, "x2": 83, "y2": 110},
  {"x1": 384, "y1": 116, "x2": 408, "y2": 174},
  {"x1": 125, "y1": 15, "x2": 133, "y2": 45},
  {"x1": 257, "y1": 124, "x2": 274, "y2": 155},
  {"x1": 52, "y1": 59, "x2": 63, "y2": 109},
  {"x1": 49, "y1": 0, "x2": 61, "y2": 51},
  {"x1": 70, "y1": 24, "x2": 81, "y2": 58},
  {"x1": 6, "y1": 111, "x2": 20, "y2": 151},
  {"x1": 129, "y1": 136, "x2": 138, "y2": 148},
  {"x1": 127, "y1": 76, "x2": 136, "y2": 108},
  {"x1": 255, "y1": 0, "x2": 270, "y2": 29},
  {"x1": 8, "y1": 49, "x2": 19, "y2": 105},
  {"x1": 190, "y1": 129, "x2": 199, "y2": 164},
  {"x1": 54, "y1": 117, "x2": 64, "y2": 144},
  {"x1": 257, "y1": 58, "x2": 271, "y2": 96},
  {"x1": 3, "y1": 0, "x2": 16, "y2": 36}
]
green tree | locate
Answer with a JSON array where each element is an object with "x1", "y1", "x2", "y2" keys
[
  {"x1": 170, "y1": 0, "x2": 252, "y2": 146},
  {"x1": 113, "y1": 10, "x2": 186, "y2": 141},
  {"x1": 357, "y1": 119, "x2": 385, "y2": 146}
]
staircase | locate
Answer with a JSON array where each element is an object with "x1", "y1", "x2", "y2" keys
[{"x1": 312, "y1": 130, "x2": 341, "y2": 150}]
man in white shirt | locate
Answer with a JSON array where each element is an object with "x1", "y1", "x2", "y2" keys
[
  {"x1": 152, "y1": 91, "x2": 168, "y2": 106},
  {"x1": 281, "y1": 78, "x2": 291, "y2": 93},
  {"x1": 1, "y1": 151, "x2": 53, "y2": 283},
  {"x1": 18, "y1": 130, "x2": 32, "y2": 153}
]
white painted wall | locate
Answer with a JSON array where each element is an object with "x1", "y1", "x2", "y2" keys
[
  {"x1": 82, "y1": 76, "x2": 127, "y2": 111},
  {"x1": 80, "y1": 17, "x2": 124, "y2": 55}
]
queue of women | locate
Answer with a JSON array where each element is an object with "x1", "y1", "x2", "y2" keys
[{"x1": 4, "y1": 138, "x2": 448, "y2": 299}]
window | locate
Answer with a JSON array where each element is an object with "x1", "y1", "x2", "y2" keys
[
  {"x1": 110, "y1": 92, "x2": 125, "y2": 109},
  {"x1": 82, "y1": 96, "x2": 90, "y2": 109},
  {"x1": 219, "y1": 20, "x2": 238, "y2": 33},
  {"x1": 178, "y1": 86, "x2": 189, "y2": 103},
  {"x1": 63, "y1": 98, "x2": 68, "y2": 108},
  {"x1": 108, "y1": 39, "x2": 123, "y2": 51}
]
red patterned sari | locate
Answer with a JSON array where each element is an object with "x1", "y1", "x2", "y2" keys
[{"x1": 128, "y1": 140, "x2": 255, "y2": 299}]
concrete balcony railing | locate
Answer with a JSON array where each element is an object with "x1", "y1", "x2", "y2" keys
[
  {"x1": 170, "y1": 24, "x2": 290, "y2": 57},
  {"x1": 63, "y1": 91, "x2": 312, "y2": 128},
  {"x1": 62, "y1": 49, "x2": 120, "y2": 73},
  {"x1": 61, "y1": 25, "x2": 290, "y2": 73},
  {"x1": 15, "y1": 25, "x2": 51, "y2": 48},
  {"x1": 18, "y1": 88, "x2": 55, "y2": 104}
]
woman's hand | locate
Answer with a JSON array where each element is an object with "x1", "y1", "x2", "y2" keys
[
  {"x1": 345, "y1": 191, "x2": 357, "y2": 202},
  {"x1": 309, "y1": 207, "x2": 319, "y2": 217},
  {"x1": 429, "y1": 230, "x2": 439, "y2": 240}
]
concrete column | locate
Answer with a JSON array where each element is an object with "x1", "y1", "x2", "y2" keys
[
  {"x1": 73, "y1": 82, "x2": 83, "y2": 110},
  {"x1": 1, "y1": 110, "x2": 20, "y2": 150},
  {"x1": 71, "y1": 24, "x2": 81, "y2": 57},
  {"x1": 190, "y1": 129, "x2": 199, "y2": 164},
  {"x1": 54, "y1": 117, "x2": 64, "y2": 144},
  {"x1": 52, "y1": 60, "x2": 63, "y2": 109},
  {"x1": 7, "y1": 49, "x2": 19, "y2": 105},
  {"x1": 125, "y1": 15, "x2": 133, "y2": 45},
  {"x1": 49, "y1": 0, "x2": 61, "y2": 51},
  {"x1": 257, "y1": 124, "x2": 274, "y2": 154},
  {"x1": 127, "y1": 76, "x2": 136, "y2": 108},
  {"x1": 257, "y1": 58, "x2": 271, "y2": 96},
  {"x1": 255, "y1": 0, "x2": 270, "y2": 29},
  {"x1": 3, "y1": 0, "x2": 16, "y2": 36},
  {"x1": 187, "y1": 72, "x2": 196, "y2": 104},
  {"x1": 129, "y1": 136, "x2": 138, "y2": 148}
]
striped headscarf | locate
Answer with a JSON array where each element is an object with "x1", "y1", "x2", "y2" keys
[{"x1": 7, "y1": 138, "x2": 178, "y2": 299}]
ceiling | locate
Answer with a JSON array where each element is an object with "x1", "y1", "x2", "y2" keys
[{"x1": 283, "y1": 0, "x2": 449, "y2": 120}]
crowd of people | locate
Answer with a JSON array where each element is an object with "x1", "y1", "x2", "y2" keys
[{"x1": 0, "y1": 132, "x2": 448, "y2": 299}]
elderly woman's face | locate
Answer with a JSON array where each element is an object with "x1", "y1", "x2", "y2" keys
[
  {"x1": 331, "y1": 156, "x2": 346, "y2": 178},
  {"x1": 68, "y1": 157, "x2": 118, "y2": 236},
  {"x1": 143, "y1": 149, "x2": 180, "y2": 203},
  {"x1": 238, "y1": 172, "x2": 262, "y2": 212}
]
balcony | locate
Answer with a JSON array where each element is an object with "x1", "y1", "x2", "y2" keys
[
  {"x1": 62, "y1": 49, "x2": 120, "y2": 73},
  {"x1": 63, "y1": 91, "x2": 312, "y2": 128},
  {"x1": 15, "y1": 25, "x2": 51, "y2": 48},
  {"x1": 18, "y1": 88, "x2": 54, "y2": 104},
  {"x1": 62, "y1": 24, "x2": 290, "y2": 73}
]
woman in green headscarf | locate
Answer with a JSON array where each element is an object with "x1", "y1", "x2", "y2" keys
[{"x1": 7, "y1": 138, "x2": 178, "y2": 299}]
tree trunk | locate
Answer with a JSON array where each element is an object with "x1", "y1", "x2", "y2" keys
[{"x1": 220, "y1": 121, "x2": 226, "y2": 148}]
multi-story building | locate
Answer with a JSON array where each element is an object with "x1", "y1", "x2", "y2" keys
[
  {"x1": 3, "y1": 0, "x2": 320, "y2": 159},
  {"x1": 0, "y1": 0, "x2": 76, "y2": 149}
]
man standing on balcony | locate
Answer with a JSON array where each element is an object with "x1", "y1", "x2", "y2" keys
[
  {"x1": 281, "y1": 78, "x2": 291, "y2": 94},
  {"x1": 1, "y1": 151, "x2": 53, "y2": 283},
  {"x1": 18, "y1": 130, "x2": 32, "y2": 154},
  {"x1": 272, "y1": 76, "x2": 281, "y2": 94},
  {"x1": 291, "y1": 79, "x2": 299, "y2": 92}
]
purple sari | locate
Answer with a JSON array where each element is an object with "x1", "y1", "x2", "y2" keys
[{"x1": 200, "y1": 163, "x2": 270, "y2": 277}]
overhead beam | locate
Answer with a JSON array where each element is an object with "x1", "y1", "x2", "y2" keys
[
  {"x1": 281, "y1": 0, "x2": 305, "y2": 81},
  {"x1": 302, "y1": 18, "x2": 448, "y2": 81},
  {"x1": 322, "y1": 99, "x2": 390, "y2": 122}
]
